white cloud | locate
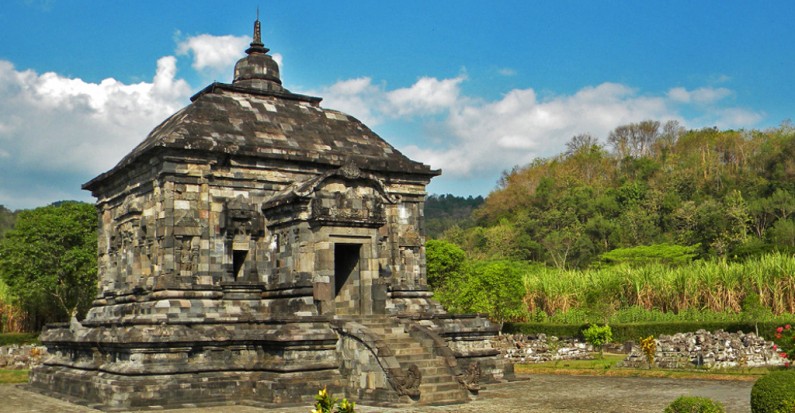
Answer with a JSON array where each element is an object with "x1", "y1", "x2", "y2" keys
[
  {"x1": 668, "y1": 86, "x2": 732, "y2": 104},
  {"x1": 308, "y1": 75, "x2": 466, "y2": 124},
  {"x1": 313, "y1": 76, "x2": 764, "y2": 181},
  {"x1": 177, "y1": 34, "x2": 250, "y2": 74},
  {"x1": 0, "y1": 56, "x2": 190, "y2": 172},
  {"x1": 498, "y1": 68, "x2": 517, "y2": 76},
  {"x1": 385, "y1": 76, "x2": 465, "y2": 117},
  {"x1": 0, "y1": 56, "x2": 191, "y2": 210}
]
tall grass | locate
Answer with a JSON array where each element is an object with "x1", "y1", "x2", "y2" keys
[{"x1": 521, "y1": 252, "x2": 795, "y2": 322}]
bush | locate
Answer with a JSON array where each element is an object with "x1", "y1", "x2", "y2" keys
[
  {"x1": 425, "y1": 239, "x2": 467, "y2": 289},
  {"x1": 772, "y1": 324, "x2": 794, "y2": 364},
  {"x1": 664, "y1": 396, "x2": 725, "y2": 413},
  {"x1": 751, "y1": 370, "x2": 795, "y2": 413},
  {"x1": 437, "y1": 259, "x2": 528, "y2": 323},
  {"x1": 582, "y1": 324, "x2": 613, "y2": 354}
]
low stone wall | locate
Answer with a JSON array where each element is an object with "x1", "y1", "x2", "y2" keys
[
  {"x1": 0, "y1": 345, "x2": 47, "y2": 369},
  {"x1": 621, "y1": 329, "x2": 786, "y2": 369},
  {"x1": 493, "y1": 333, "x2": 593, "y2": 363}
]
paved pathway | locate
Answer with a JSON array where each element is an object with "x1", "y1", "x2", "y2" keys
[{"x1": 3, "y1": 375, "x2": 754, "y2": 412}]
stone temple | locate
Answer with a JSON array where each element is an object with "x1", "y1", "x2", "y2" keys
[{"x1": 30, "y1": 18, "x2": 510, "y2": 410}]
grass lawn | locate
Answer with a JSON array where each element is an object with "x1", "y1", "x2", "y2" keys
[
  {"x1": 514, "y1": 353, "x2": 772, "y2": 381},
  {"x1": 0, "y1": 369, "x2": 28, "y2": 384}
]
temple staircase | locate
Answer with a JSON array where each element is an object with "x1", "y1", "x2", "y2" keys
[{"x1": 353, "y1": 315, "x2": 470, "y2": 405}]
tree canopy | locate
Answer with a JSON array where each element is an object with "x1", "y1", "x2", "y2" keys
[{"x1": 0, "y1": 202, "x2": 97, "y2": 329}]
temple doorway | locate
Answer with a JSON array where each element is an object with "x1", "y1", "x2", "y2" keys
[{"x1": 334, "y1": 243, "x2": 362, "y2": 315}]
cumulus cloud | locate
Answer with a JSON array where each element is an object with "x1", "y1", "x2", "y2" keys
[
  {"x1": 0, "y1": 55, "x2": 192, "y2": 209},
  {"x1": 177, "y1": 34, "x2": 250, "y2": 74},
  {"x1": 0, "y1": 58, "x2": 190, "y2": 172},
  {"x1": 309, "y1": 75, "x2": 466, "y2": 124},
  {"x1": 668, "y1": 86, "x2": 732, "y2": 104},
  {"x1": 385, "y1": 76, "x2": 465, "y2": 117},
  {"x1": 314, "y1": 76, "x2": 763, "y2": 181}
]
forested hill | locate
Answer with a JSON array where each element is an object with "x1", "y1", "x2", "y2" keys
[
  {"x1": 0, "y1": 205, "x2": 16, "y2": 239},
  {"x1": 424, "y1": 194, "x2": 484, "y2": 238},
  {"x1": 440, "y1": 120, "x2": 795, "y2": 269}
]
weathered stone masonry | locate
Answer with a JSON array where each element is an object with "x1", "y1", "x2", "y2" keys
[{"x1": 29, "y1": 18, "x2": 510, "y2": 410}]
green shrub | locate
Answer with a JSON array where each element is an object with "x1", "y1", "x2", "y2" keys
[
  {"x1": 425, "y1": 239, "x2": 467, "y2": 289},
  {"x1": 751, "y1": 370, "x2": 795, "y2": 413},
  {"x1": 664, "y1": 396, "x2": 725, "y2": 413},
  {"x1": 582, "y1": 324, "x2": 613, "y2": 353},
  {"x1": 438, "y1": 259, "x2": 529, "y2": 323}
]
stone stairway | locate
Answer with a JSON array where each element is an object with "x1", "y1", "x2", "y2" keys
[{"x1": 355, "y1": 316, "x2": 470, "y2": 405}]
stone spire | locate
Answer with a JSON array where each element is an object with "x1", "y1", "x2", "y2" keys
[
  {"x1": 245, "y1": 11, "x2": 269, "y2": 55},
  {"x1": 233, "y1": 12, "x2": 282, "y2": 90}
]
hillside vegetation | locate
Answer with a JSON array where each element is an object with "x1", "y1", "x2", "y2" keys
[{"x1": 430, "y1": 120, "x2": 795, "y2": 323}]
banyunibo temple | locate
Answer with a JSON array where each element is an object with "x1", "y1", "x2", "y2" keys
[{"x1": 29, "y1": 18, "x2": 511, "y2": 410}]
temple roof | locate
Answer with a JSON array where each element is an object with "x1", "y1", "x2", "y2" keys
[{"x1": 84, "y1": 18, "x2": 439, "y2": 191}]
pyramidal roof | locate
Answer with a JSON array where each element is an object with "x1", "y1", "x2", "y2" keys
[{"x1": 84, "y1": 17, "x2": 439, "y2": 191}]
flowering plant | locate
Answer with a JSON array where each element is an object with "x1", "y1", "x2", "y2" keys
[
  {"x1": 639, "y1": 335, "x2": 656, "y2": 366},
  {"x1": 311, "y1": 386, "x2": 356, "y2": 413},
  {"x1": 773, "y1": 324, "x2": 794, "y2": 368}
]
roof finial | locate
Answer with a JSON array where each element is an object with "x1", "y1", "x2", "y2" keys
[{"x1": 246, "y1": 9, "x2": 268, "y2": 55}]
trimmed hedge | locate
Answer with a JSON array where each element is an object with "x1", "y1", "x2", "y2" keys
[
  {"x1": 664, "y1": 396, "x2": 725, "y2": 413},
  {"x1": 502, "y1": 321, "x2": 793, "y2": 343},
  {"x1": 751, "y1": 370, "x2": 795, "y2": 413},
  {"x1": 0, "y1": 333, "x2": 39, "y2": 346}
]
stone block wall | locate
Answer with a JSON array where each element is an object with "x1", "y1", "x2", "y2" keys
[{"x1": 493, "y1": 333, "x2": 593, "y2": 364}]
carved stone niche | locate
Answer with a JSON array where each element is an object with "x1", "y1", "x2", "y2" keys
[
  {"x1": 220, "y1": 196, "x2": 264, "y2": 281},
  {"x1": 262, "y1": 162, "x2": 398, "y2": 229},
  {"x1": 222, "y1": 196, "x2": 263, "y2": 240}
]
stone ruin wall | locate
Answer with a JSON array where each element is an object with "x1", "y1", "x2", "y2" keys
[{"x1": 621, "y1": 329, "x2": 786, "y2": 369}]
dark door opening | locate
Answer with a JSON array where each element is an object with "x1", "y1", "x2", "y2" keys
[
  {"x1": 334, "y1": 244, "x2": 361, "y2": 297},
  {"x1": 233, "y1": 250, "x2": 248, "y2": 280}
]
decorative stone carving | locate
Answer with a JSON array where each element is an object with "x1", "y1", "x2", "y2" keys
[
  {"x1": 223, "y1": 196, "x2": 263, "y2": 239},
  {"x1": 396, "y1": 363, "x2": 422, "y2": 397},
  {"x1": 457, "y1": 361, "x2": 482, "y2": 391}
]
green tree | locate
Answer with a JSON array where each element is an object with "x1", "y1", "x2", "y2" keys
[
  {"x1": 425, "y1": 239, "x2": 467, "y2": 290},
  {"x1": 0, "y1": 202, "x2": 97, "y2": 329},
  {"x1": 768, "y1": 219, "x2": 795, "y2": 250},
  {"x1": 441, "y1": 260, "x2": 528, "y2": 323}
]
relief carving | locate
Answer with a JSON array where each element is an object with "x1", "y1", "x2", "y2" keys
[
  {"x1": 456, "y1": 361, "x2": 482, "y2": 391},
  {"x1": 395, "y1": 363, "x2": 422, "y2": 397},
  {"x1": 223, "y1": 196, "x2": 263, "y2": 239}
]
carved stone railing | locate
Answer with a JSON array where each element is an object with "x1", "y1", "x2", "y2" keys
[{"x1": 330, "y1": 319, "x2": 421, "y2": 399}]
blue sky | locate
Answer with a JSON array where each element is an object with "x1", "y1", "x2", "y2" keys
[{"x1": 1, "y1": 1, "x2": 793, "y2": 210}]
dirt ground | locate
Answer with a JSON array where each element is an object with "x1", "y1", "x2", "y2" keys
[{"x1": 3, "y1": 374, "x2": 754, "y2": 413}]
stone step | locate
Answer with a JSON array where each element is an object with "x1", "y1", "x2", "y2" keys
[
  {"x1": 343, "y1": 316, "x2": 470, "y2": 404},
  {"x1": 418, "y1": 388, "x2": 469, "y2": 404},
  {"x1": 421, "y1": 381, "x2": 465, "y2": 393},
  {"x1": 420, "y1": 374, "x2": 459, "y2": 384},
  {"x1": 392, "y1": 347, "x2": 428, "y2": 357},
  {"x1": 394, "y1": 358, "x2": 444, "y2": 368}
]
